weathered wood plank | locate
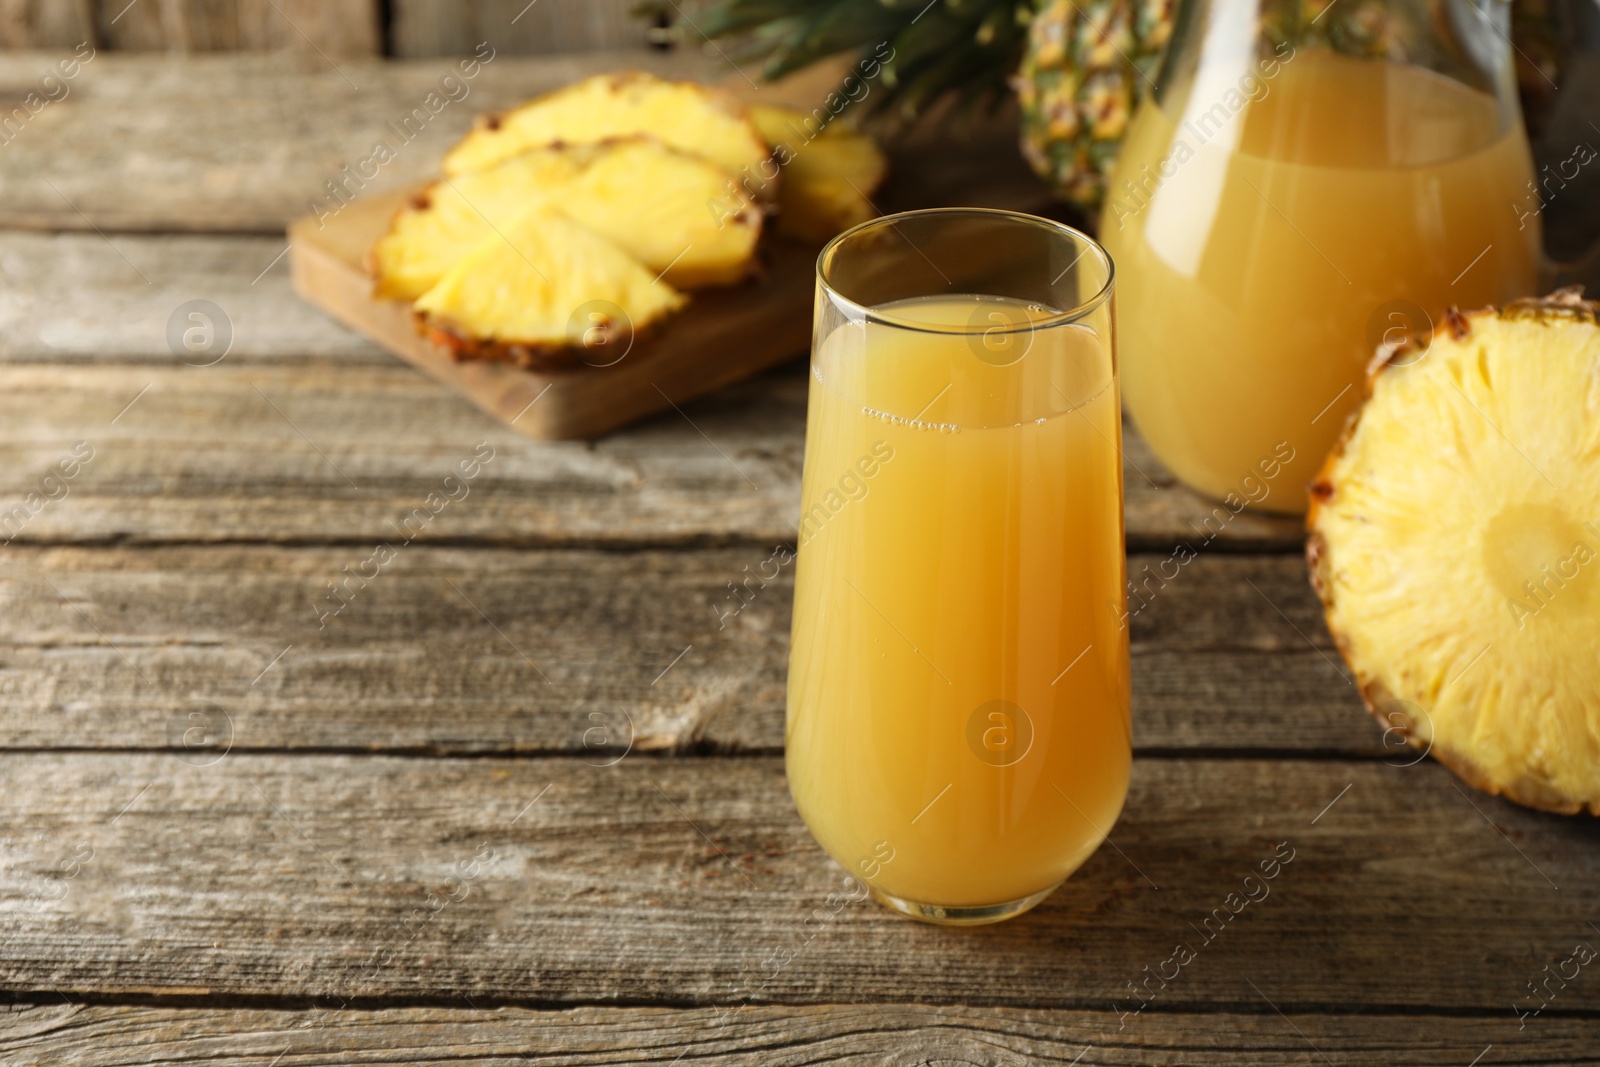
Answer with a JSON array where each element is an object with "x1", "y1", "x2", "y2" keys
[
  {"x1": 0, "y1": 361, "x2": 808, "y2": 546},
  {"x1": 94, "y1": 0, "x2": 380, "y2": 55},
  {"x1": 0, "y1": 547, "x2": 1359, "y2": 754},
  {"x1": 0, "y1": 1, "x2": 93, "y2": 51},
  {"x1": 0, "y1": 50, "x2": 1048, "y2": 232},
  {"x1": 0, "y1": 753, "x2": 1594, "y2": 1008},
  {"x1": 0, "y1": 52, "x2": 723, "y2": 231},
  {"x1": 391, "y1": 0, "x2": 648, "y2": 58},
  {"x1": 0, "y1": 1, "x2": 379, "y2": 53},
  {"x1": 3, "y1": 1002, "x2": 1596, "y2": 1065},
  {"x1": 0, "y1": 359, "x2": 1303, "y2": 550},
  {"x1": 0, "y1": 233, "x2": 387, "y2": 365}
]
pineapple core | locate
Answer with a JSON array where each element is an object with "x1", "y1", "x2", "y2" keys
[{"x1": 1309, "y1": 288, "x2": 1600, "y2": 815}]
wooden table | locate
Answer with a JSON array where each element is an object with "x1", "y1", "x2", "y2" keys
[{"x1": 1, "y1": 51, "x2": 1597, "y2": 1065}]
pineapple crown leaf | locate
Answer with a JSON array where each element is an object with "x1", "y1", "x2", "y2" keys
[{"x1": 633, "y1": 0, "x2": 1035, "y2": 123}]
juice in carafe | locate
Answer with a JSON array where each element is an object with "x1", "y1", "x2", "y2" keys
[
  {"x1": 786, "y1": 295, "x2": 1132, "y2": 909},
  {"x1": 1102, "y1": 49, "x2": 1541, "y2": 513}
]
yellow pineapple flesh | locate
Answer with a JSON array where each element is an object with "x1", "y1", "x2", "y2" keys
[
  {"x1": 748, "y1": 105, "x2": 886, "y2": 243},
  {"x1": 370, "y1": 139, "x2": 760, "y2": 301},
  {"x1": 560, "y1": 140, "x2": 760, "y2": 288},
  {"x1": 443, "y1": 71, "x2": 772, "y2": 194},
  {"x1": 412, "y1": 205, "x2": 686, "y2": 369},
  {"x1": 368, "y1": 148, "x2": 586, "y2": 302},
  {"x1": 1308, "y1": 287, "x2": 1600, "y2": 814}
]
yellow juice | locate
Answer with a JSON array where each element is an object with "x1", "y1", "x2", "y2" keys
[
  {"x1": 786, "y1": 295, "x2": 1131, "y2": 909},
  {"x1": 1102, "y1": 50, "x2": 1541, "y2": 513}
]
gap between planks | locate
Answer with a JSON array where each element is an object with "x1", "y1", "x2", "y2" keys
[{"x1": 2, "y1": 1002, "x2": 1596, "y2": 1066}]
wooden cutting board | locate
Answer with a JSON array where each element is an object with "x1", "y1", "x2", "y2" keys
[
  {"x1": 287, "y1": 192, "x2": 819, "y2": 440},
  {"x1": 286, "y1": 72, "x2": 1058, "y2": 441}
]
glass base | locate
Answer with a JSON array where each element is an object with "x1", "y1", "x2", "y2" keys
[{"x1": 867, "y1": 882, "x2": 1059, "y2": 926}]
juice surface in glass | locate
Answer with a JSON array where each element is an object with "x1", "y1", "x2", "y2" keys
[
  {"x1": 1102, "y1": 49, "x2": 1541, "y2": 514},
  {"x1": 786, "y1": 293, "x2": 1132, "y2": 914}
]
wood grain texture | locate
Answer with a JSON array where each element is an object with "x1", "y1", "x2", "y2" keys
[
  {"x1": 0, "y1": 0, "x2": 378, "y2": 53},
  {"x1": 0, "y1": 0, "x2": 93, "y2": 51},
  {"x1": 0, "y1": 358, "x2": 1302, "y2": 551},
  {"x1": 0, "y1": 51, "x2": 1048, "y2": 233},
  {"x1": 1, "y1": 43, "x2": 1587, "y2": 1067},
  {"x1": 94, "y1": 0, "x2": 380, "y2": 55},
  {"x1": 0, "y1": 50, "x2": 1049, "y2": 233},
  {"x1": 391, "y1": 0, "x2": 648, "y2": 58},
  {"x1": 0, "y1": 547, "x2": 1363, "y2": 754},
  {"x1": 3, "y1": 1002, "x2": 1596, "y2": 1065},
  {"x1": 0, "y1": 233, "x2": 385, "y2": 365},
  {"x1": 0, "y1": 752, "x2": 1595, "y2": 1008},
  {"x1": 0, "y1": 360, "x2": 809, "y2": 547},
  {"x1": 0, "y1": 52, "x2": 723, "y2": 232}
]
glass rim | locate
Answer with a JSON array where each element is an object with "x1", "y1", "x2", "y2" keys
[{"x1": 815, "y1": 206, "x2": 1116, "y2": 336}]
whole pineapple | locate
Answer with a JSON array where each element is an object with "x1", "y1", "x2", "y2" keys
[{"x1": 1015, "y1": 0, "x2": 1174, "y2": 211}]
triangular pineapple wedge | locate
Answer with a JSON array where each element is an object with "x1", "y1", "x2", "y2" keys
[
  {"x1": 1308, "y1": 287, "x2": 1600, "y2": 815},
  {"x1": 370, "y1": 138, "x2": 760, "y2": 301},
  {"x1": 413, "y1": 204, "x2": 686, "y2": 368},
  {"x1": 748, "y1": 106, "x2": 887, "y2": 243},
  {"x1": 444, "y1": 71, "x2": 772, "y2": 196},
  {"x1": 564, "y1": 139, "x2": 760, "y2": 288},
  {"x1": 369, "y1": 148, "x2": 586, "y2": 302}
]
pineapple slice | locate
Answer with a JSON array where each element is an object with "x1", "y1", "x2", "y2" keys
[
  {"x1": 563, "y1": 140, "x2": 760, "y2": 288},
  {"x1": 369, "y1": 148, "x2": 585, "y2": 302},
  {"x1": 370, "y1": 139, "x2": 760, "y2": 301},
  {"x1": 1307, "y1": 287, "x2": 1600, "y2": 814},
  {"x1": 748, "y1": 105, "x2": 887, "y2": 243},
  {"x1": 413, "y1": 204, "x2": 686, "y2": 369},
  {"x1": 443, "y1": 71, "x2": 772, "y2": 194}
]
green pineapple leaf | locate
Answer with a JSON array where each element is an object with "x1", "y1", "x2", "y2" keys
[{"x1": 633, "y1": 0, "x2": 1033, "y2": 122}]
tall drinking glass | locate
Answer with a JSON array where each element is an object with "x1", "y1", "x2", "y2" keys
[{"x1": 787, "y1": 208, "x2": 1130, "y2": 925}]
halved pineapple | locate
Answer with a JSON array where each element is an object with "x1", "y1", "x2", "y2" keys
[
  {"x1": 412, "y1": 205, "x2": 686, "y2": 369},
  {"x1": 370, "y1": 138, "x2": 760, "y2": 301},
  {"x1": 748, "y1": 105, "x2": 887, "y2": 244},
  {"x1": 443, "y1": 71, "x2": 772, "y2": 195},
  {"x1": 1307, "y1": 287, "x2": 1600, "y2": 814}
]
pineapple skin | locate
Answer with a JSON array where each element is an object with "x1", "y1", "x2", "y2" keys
[
  {"x1": 1018, "y1": 0, "x2": 1560, "y2": 214},
  {"x1": 1017, "y1": 0, "x2": 1175, "y2": 213},
  {"x1": 1307, "y1": 287, "x2": 1600, "y2": 816}
]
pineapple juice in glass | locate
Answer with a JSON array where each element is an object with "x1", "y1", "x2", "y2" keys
[
  {"x1": 787, "y1": 209, "x2": 1130, "y2": 924},
  {"x1": 1100, "y1": 0, "x2": 1542, "y2": 514}
]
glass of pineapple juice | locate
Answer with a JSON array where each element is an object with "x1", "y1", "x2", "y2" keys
[{"x1": 787, "y1": 208, "x2": 1130, "y2": 925}]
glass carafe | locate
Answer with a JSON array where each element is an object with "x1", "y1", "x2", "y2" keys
[{"x1": 1100, "y1": 0, "x2": 1541, "y2": 514}]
